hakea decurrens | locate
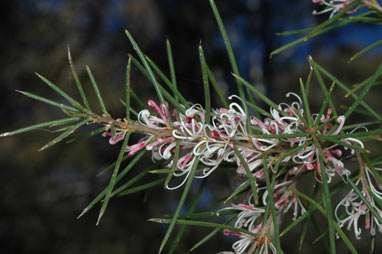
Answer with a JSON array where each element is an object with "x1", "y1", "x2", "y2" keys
[{"x1": 97, "y1": 91, "x2": 382, "y2": 253}]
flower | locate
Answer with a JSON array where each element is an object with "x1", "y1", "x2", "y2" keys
[
  {"x1": 312, "y1": 0, "x2": 359, "y2": 18},
  {"x1": 335, "y1": 178, "x2": 382, "y2": 239}
]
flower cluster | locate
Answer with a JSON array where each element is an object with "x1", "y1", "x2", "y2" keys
[
  {"x1": 312, "y1": 0, "x2": 359, "y2": 18},
  {"x1": 98, "y1": 90, "x2": 378, "y2": 253},
  {"x1": 335, "y1": 166, "x2": 382, "y2": 239}
]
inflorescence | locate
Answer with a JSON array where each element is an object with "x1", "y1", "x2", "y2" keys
[{"x1": 99, "y1": 92, "x2": 379, "y2": 254}]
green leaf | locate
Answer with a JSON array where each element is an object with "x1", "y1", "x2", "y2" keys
[
  {"x1": 150, "y1": 217, "x2": 258, "y2": 238},
  {"x1": 165, "y1": 140, "x2": 180, "y2": 187},
  {"x1": 317, "y1": 134, "x2": 368, "y2": 153},
  {"x1": 312, "y1": 136, "x2": 336, "y2": 254},
  {"x1": 86, "y1": 65, "x2": 109, "y2": 116},
  {"x1": 348, "y1": 178, "x2": 382, "y2": 224},
  {"x1": 349, "y1": 40, "x2": 382, "y2": 62},
  {"x1": 158, "y1": 156, "x2": 200, "y2": 254},
  {"x1": 39, "y1": 120, "x2": 88, "y2": 151},
  {"x1": 36, "y1": 73, "x2": 87, "y2": 112},
  {"x1": 315, "y1": 81, "x2": 336, "y2": 127},
  {"x1": 225, "y1": 180, "x2": 249, "y2": 202},
  {"x1": 119, "y1": 99, "x2": 139, "y2": 118},
  {"x1": 165, "y1": 209, "x2": 238, "y2": 220},
  {"x1": 209, "y1": 0, "x2": 245, "y2": 101},
  {"x1": 125, "y1": 56, "x2": 132, "y2": 121},
  {"x1": 129, "y1": 55, "x2": 186, "y2": 114},
  {"x1": 199, "y1": 45, "x2": 211, "y2": 125},
  {"x1": 77, "y1": 149, "x2": 146, "y2": 219},
  {"x1": 130, "y1": 88, "x2": 146, "y2": 109},
  {"x1": 96, "y1": 133, "x2": 131, "y2": 225},
  {"x1": 125, "y1": 30, "x2": 165, "y2": 104},
  {"x1": 276, "y1": 27, "x2": 313, "y2": 36},
  {"x1": 262, "y1": 154, "x2": 281, "y2": 253},
  {"x1": 252, "y1": 132, "x2": 309, "y2": 139},
  {"x1": 0, "y1": 117, "x2": 79, "y2": 137},
  {"x1": 233, "y1": 74, "x2": 283, "y2": 116},
  {"x1": 190, "y1": 216, "x2": 237, "y2": 252},
  {"x1": 271, "y1": 1, "x2": 364, "y2": 57},
  {"x1": 293, "y1": 188, "x2": 357, "y2": 254},
  {"x1": 166, "y1": 38, "x2": 178, "y2": 102},
  {"x1": 66, "y1": 126, "x2": 105, "y2": 144},
  {"x1": 116, "y1": 178, "x2": 165, "y2": 197},
  {"x1": 312, "y1": 59, "x2": 382, "y2": 121},
  {"x1": 15, "y1": 90, "x2": 80, "y2": 113},
  {"x1": 299, "y1": 77, "x2": 313, "y2": 127},
  {"x1": 309, "y1": 57, "x2": 339, "y2": 119},
  {"x1": 168, "y1": 179, "x2": 207, "y2": 254},
  {"x1": 234, "y1": 147, "x2": 259, "y2": 205},
  {"x1": 206, "y1": 63, "x2": 229, "y2": 108},
  {"x1": 343, "y1": 64, "x2": 382, "y2": 119},
  {"x1": 67, "y1": 47, "x2": 92, "y2": 111},
  {"x1": 144, "y1": 55, "x2": 190, "y2": 107},
  {"x1": 111, "y1": 165, "x2": 158, "y2": 197},
  {"x1": 149, "y1": 169, "x2": 171, "y2": 174}
]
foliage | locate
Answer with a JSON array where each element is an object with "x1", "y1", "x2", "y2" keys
[{"x1": 2, "y1": 0, "x2": 382, "y2": 253}]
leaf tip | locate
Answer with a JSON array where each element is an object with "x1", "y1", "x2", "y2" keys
[
  {"x1": 96, "y1": 213, "x2": 103, "y2": 226},
  {"x1": 77, "y1": 208, "x2": 88, "y2": 220},
  {"x1": 0, "y1": 132, "x2": 10, "y2": 137}
]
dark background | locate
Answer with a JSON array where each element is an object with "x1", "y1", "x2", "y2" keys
[{"x1": 1, "y1": 0, "x2": 381, "y2": 253}]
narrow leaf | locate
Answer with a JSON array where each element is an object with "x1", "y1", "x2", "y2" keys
[
  {"x1": 68, "y1": 47, "x2": 91, "y2": 110},
  {"x1": 16, "y1": 90, "x2": 80, "y2": 113},
  {"x1": 199, "y1": 45, "x2": 211, "y2": 125},
  {"x1": 158, "y1": 156, "x2": 200, "y2": 254},
  {"x1": 96, "y1": 133, "x2": 130, "y2": 225},
  {"x1": 1, "y1": 117, "x2": 79, "y2": 137},
  {"x1": 209, "y1": 0, "x2": 245, "y2": 100},
  {"x1": 125, "y1": 30, "x2": 165, "y2": 104},
  {"x1": 86, "y1": 65, "x2": 109, "y2": 115}
]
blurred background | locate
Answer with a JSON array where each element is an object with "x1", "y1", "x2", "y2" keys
[{"x1": 1, "y1": 0, "x2": 382, "y2": 253}]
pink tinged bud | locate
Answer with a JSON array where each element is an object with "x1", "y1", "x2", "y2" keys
[
  {"x1": 325, "y1": 108, "x2": 332, "y2": 121},
  {"x1": 323, "y1": 152, "x2": 333, "y2": 162},
  {"x1": 251, "y1": 117, "x2": 267, "y2": 129},
  {"x1": 211, "y1": 130, "x2": 220, "y2": 138},
  {"x1": 289, "y1": 137, "x2": 299, "y2": 143},
  {"x1": 173, "y1": 109, "x2": 178, "y2": 119},
  {"x1": 330, "y1": 149, "x2": 342, "y2": 157},
  {"x1": 334, "y1": 163, "x2": 344, "y2": 175},
  {"x1": 109, "y1": 133, "x2": 126, "y2": 145},
  {"x1": 255, "y1": 169, "x2": 265, "y2": 178},
  {"x1": 179, "y1": 154, "x2": 192, "y2": 169},
  {"x1": 148, "y1": 100, "x2": 164, "y2": 117},
  {"x1": 126, "y1": 142, "x2": 146, "y2": 156},
  {"x1": 161, "y1": 104, "x2": 170, "y2": 119},
  {"x1": 251, "y1": 223, "x2": 262, "y2": 234},
  {"x1": 146, "y1": 139, "x2": 162, "y2": 150},
  {"x1": 252, "y1": 139, "x2": 261, "y2": 150},
  {"x1": 365, "y1": 213, "x2": 370, "y2": 230},
  {"x1": 102, "y1": 131, "x2": 112, "y2": 137},
  {"x1": 237, "y1": 204, "x2": 254, "y2": 210},
  {"x1": 220, "y1": 108, "x2": 229, "y2": 114},
  {"x1": 307, "y1": 154, "x2": 315, "y2": 170},
  {"x1": 275, "y1": 196, "x2": 288, "y2": 209},
  {"x1": 287, "y1": 107, "x2": 294, "y2": 117},
  {"x1": 332, "y1": 116, "x2": 345, "y2": 135},
  {"x1": 223, "y1": 229, "x2": 242, "y2": 236}
]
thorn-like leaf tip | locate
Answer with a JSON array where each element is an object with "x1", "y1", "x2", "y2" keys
[{"x1": 0, "y1": 132, "x2": 10, "y2": 137}]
